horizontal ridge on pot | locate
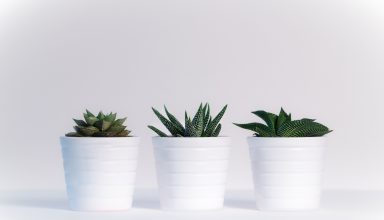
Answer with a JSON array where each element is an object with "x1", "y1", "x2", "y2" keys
[
  {"x1": 153, "y1": 137, "x2": 231, "y2": 210},
  {"x1": 60, "y1": 137, "x2": 140, "y2": 211}
]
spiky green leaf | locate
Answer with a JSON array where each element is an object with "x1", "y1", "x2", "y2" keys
[
  {"x1": 152, "y1": 107, "x2": 180, "y2": 136},
  {"x1": 204, "y1": 105, "x2": 227, "y2": 136},
  {"x1": 192, "y1": 104, "x2": 204, "y2": 136},
  {"x1": 148, "y1": 125, "x2": 168, "y2": 137},
  {"x1": 212, "y1": 124, "x2": 222, "y2": 137},
  {"x1": 164, "y1": 106, "x2": 185, "y2": 134},
  {"x1": 185, "y1": 118, "x2": 198, "y2": 137},
  {"x1": 202, "y1": 104, "x2": 210, "y2": 130}
]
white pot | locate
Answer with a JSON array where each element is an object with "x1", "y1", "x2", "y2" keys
[
  {"x1": 60, "y1": 137, "x2": 140, "y2": 211},
  {"x1": 247, "y1": 137, "x2": 325, "y2": 211},
  {"x1": 152, "y1": 137, "x2": 231, "y2": 211}
]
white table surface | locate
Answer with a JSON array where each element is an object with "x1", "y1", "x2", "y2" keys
[{"x1": 1, "y1": 189, "x2": 383, "y2": 220}]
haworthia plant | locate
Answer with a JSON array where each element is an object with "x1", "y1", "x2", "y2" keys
[
  {"x1": 66, "y1": 110, "x2": 131, "y2": 137},
  {"x1": 234, "y1": 108, "x2": 332, "y2": 137},
  {"x1": 148, "y1": 103, "x2": 227, "y2": 137}
]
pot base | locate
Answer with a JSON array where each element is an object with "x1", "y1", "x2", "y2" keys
[
  {"x1": 255, "y1": 196, "x2": 320, "y2": 211},
  {"x1": 160, "y1": 198, "x2": 224, "y2": 211},
  {"x1": 68, "y1": 197, "x2": 133, "y2": 211}
]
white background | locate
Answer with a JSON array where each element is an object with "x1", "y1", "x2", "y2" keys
[{"x1": 1, "y1": 0, "x2": 384, "y2": 191}]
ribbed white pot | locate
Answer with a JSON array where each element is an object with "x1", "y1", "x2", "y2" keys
[
  {"x1": 247, "y1": 137, "x2": 325, "y2": 211},
  {"x1": 60, "y1": 137, "x2": 140, "y2": 211},
  {"x1": 152, "y1": 137, "x2": 231, "y2": 211}
]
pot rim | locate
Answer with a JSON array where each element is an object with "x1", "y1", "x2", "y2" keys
[
  {"x1": 60, "y1": 136, "x2": 140, "y2": 145},
  {"x1": 152, "y1": 136, "x2": 231, "y2": 147},
  {"x1": 247, "y1": 136, "x2": 327, "y2": 139},
  {"x1": 60, "y1": 136, "x2": 139, "y2": 139}
]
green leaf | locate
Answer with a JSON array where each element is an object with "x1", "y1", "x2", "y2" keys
[
  {"x1": 75, "y1": 126, "x2": 99, "y2": 136},
  {"x1": 113, "y1": 117, "x2": 127, "y2": 126},
  {"x1": 276, "y1": 108, "x2": 290, "y2": 131},
  {"x1": 233, "y1": 122, "x2": 276, "y2": 137},
  {"x1": 84, "y1": 115, "x2": 98, "y2": 126},
  {"x1": 148, "y1": 125, "x2": 168, "y2": 137},
  {"x1": 116, "y1": 130, "x2": 130, "y2": 137},
  {"x1": 204, "y1": 105, "x2": 227, "y2": 137},
  {"x1": 202, "y1": 104, "x2": 210, "y2": 130},
  {"x1": 277, "y1": 119, "x2": 331, "y2": 137},
  {"x1": 104, "y1": 113, "x2": 117, "y2": 122},
  {"x1": 192, "y1": 104, "x2": 204, "y2": 136},
  {"x1": 94, "y1": 120, "x2": 113, "y2": 132},
  {"x1": 152, "y1": 107, "x2": 180, "y2": 136},
  {"x1": 252, "y1": 110, "x2": 277, "y2": 134},
  {"x1": 73, "y1": 119, "x2": 87, "y2": 127},
  {"x1": 185, "y1": 118, "x2": 197, "y2": 137},
  {"x1": 212, "y1": 124, "x2": 222, "y2": 137},
  {"x1": 86, "y1": 109, "x2": 95, "y2": 117},
  {"x1": 65, "y1": 132, "x2": 82, "y2": 137},
  {"x1": 164, "y1": 106, "x2": 185, "y2": 134},
  {"x1": 108, "y1": 125, "x2": 126, "y2": 134},
  {"x1": 97, "y1": 111, "x2": 105, "y2": 120}
]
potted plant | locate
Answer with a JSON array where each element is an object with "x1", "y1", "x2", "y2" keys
[
  {"x1": 234, "y1": 108, "x2": 332, "y2": 211},
  {"x1": 60, "y1": 110, "x2": 140, "y2": 211},
  {"x1": 148, "y1": 103, "x2": 230, "y2": 210}
]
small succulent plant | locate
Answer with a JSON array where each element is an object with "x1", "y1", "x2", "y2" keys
[
  {"x1": 234, "y1": 108, "x2": 332, "y2": 137},
  {"x1": 148, "y1": 103, "x2": 227, "y2": 137},
  {"x1": 66, "y1": 110, "x2": 131, "y2": 137}
]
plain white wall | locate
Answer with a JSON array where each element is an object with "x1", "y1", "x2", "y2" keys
[{"x1": 1, "y1": 0, "x2": 384, "y2": 191}]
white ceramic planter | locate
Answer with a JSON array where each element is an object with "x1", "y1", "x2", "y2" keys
[
  {"x1": 152, "y1": 137, "x2": 231, "y2": 211},
  {"x1": 60, "y1": 137, "x2": 140, "y2": 211},
  {"x1": 247, "y1": 137, "x2": 325, "y2": 211}
]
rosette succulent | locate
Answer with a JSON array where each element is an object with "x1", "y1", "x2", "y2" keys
[{"x1": 66, "y1": 110, "x2": 130, "y2": 137}]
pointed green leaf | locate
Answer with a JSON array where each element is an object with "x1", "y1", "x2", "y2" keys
[
  {"x1": 212, "y1": 123, "x2": 222, "y2": 137},
  {"x1": 252, "y1": 110, "x2": 277, "y2": 134},
  {"x1": 86, "y1": 109, "x2": 95, "y2": 117},
  {"x1": 276, "y1": 108, "x2": 290, "y2": 131},
  {"x1": 148, "y1": 125, "x2": 168, "y2": 137},
  {"x1": 152, "y1": 107, "x2": 179, "y2": 136},
  {"x1": 104, "y1": 112, "x2": 117, "y2": 122},
  {"x1": 94, "y1": 120, "x2": 113, "y2": 132},
  {"x1": 164, "y1": 106, "x2": 184, "y2": 134},
  {"x1": 204, "y1": 105, "x2": 227, "y2": 137},
  {"x1": 113, "y1": 117, "x2": 127, "y2": 126},
  {"x1": 233, "y1": 122, "x2": 276, "y2": 137},
  {"x1": 192, "y1": 104, "x2": 204, "y2": 136},
  {"x1": 73, "y1": 119, "x2": 87, "y2": 127},
  {"x1": 203, "y1": 104, "x2": 210, "y2": 129},
  {"x1": 97, "y1": 111, "x2": 105, "y2": 120},
  {"x1": 84, "y1": 115, "x2": 98, "y2": 126},
  {"x1": 185, "y1": 118, "x2": 197, "y2": 137}
]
